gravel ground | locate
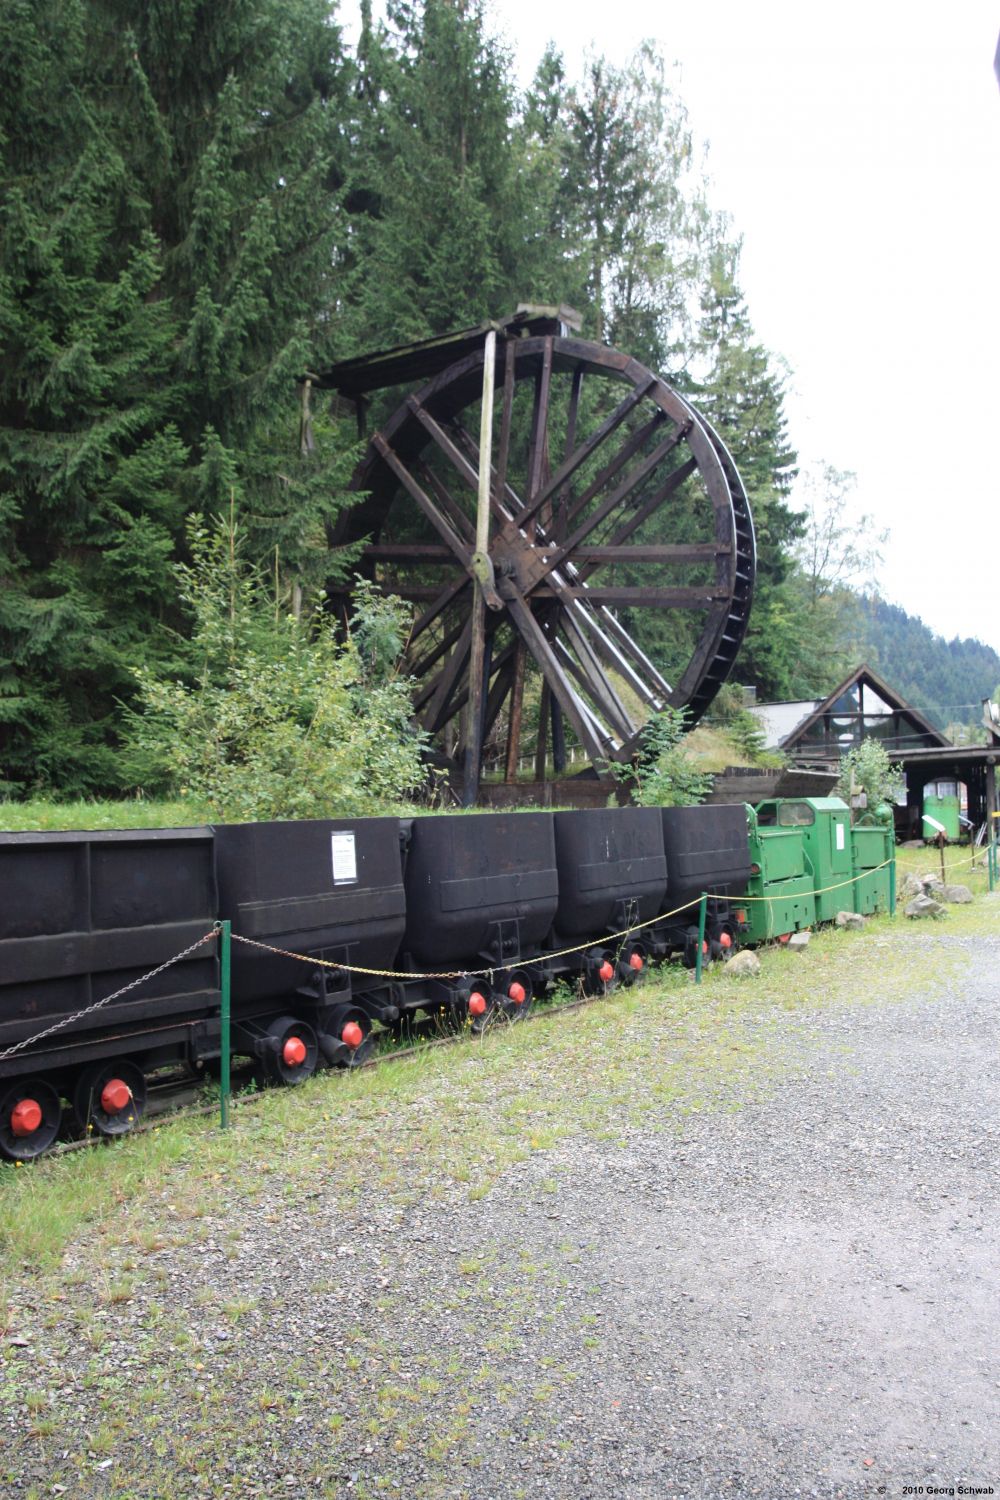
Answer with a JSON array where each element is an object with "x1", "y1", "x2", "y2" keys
[{"x1": 3, "y1": 918, "x2": 999, "y2": 1500}]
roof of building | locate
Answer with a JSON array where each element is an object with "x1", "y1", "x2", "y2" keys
[
  {"x1": 749, "y1": 699, "x2": 819, "y2": 749},
  {"x1": 750, "y1": 664, "x2": 950, "y2": 754}
]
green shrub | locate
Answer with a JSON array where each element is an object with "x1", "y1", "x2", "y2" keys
[
  {"x1": 835, "y1": 738, "x2": 904, "y2": 818},
  {"x1": 123, "y1": 512, "x2": 425, "y2": 821},
  {"x1": 629, "y1": 706, "x2": 714, "y2": 807}
]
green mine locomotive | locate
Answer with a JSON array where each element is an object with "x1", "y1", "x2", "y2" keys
[{"x1": 741, "y1": 796, "x2": 895, "y2": 945}]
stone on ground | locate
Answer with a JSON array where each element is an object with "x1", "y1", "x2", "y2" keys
[
  {"x1": 834, "y1": 910, "x2": 865, "y2": 930},
  {"x1": 725, "y1": 949, "x2": 761, "y2": 977},
  {"x1": 943, "y1": 884, "x2": 973, "y2": 904},
  {"x1": 904, "y1": 893, "x2": 946, "y2": 919}
]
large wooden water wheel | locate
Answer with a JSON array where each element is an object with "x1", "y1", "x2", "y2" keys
[{"x1": 318, "y1": 308, "x2": 755, "y2": 802}]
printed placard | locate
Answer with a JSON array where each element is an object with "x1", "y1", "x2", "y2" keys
[
  {"x1": 331, "y1": 831, "x2": 358, "y2": 885},
  {"x1": 835, "y1": 823, "x2": 845, "y2": 851}
]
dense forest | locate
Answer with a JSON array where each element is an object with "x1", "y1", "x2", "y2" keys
[
  {"x1": 852, "y1": 599, "x2": 1000, "y2": 736},
  {"x1": 1, "y1": 0, "x2": 996, "y2": 799}
]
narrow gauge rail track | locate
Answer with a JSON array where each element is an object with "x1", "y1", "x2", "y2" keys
[
  {"x1": 36, "y1": 982, "x2": 617, "y2": 1160},
  {"x1": 0, "y1": 799, "x2": 898, "y2": 1163}
]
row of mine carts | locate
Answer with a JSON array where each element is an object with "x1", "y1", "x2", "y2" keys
[{"x1": 0, "y1": 799, "x2": 894, "y2": 1160}]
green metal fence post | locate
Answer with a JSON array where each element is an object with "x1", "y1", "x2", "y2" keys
[
  {"x1": 695, "y1": 892, "x2": 708, "y2": 985},
  {"x1": 888, "y1": 855, "x2": 896, "y2": 918},
  {"x1": 220, "y1": 920, "x2": 231, "y2": 1130},
  {"x1": 989, "y1": 842, "x2": 996, "y2": 894}
]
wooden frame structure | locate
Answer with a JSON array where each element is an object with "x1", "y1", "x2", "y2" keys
[{"x1": 318, "y1": 309, "x2": 756, "y2": 804}]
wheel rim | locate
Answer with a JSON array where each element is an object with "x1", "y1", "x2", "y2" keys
[
  {"x1": 501, "y1": 970, "x2": 533, "y2": 1020},
  {"x1": 263, "y1": 1017, "x2": 319, "y2": 1085},
  {"x1": 73, "y1": 1059, "x2": 147, "y2": 1138},
  {"x1": 0, "y1": 1078, "x2": 62, "y2": 1161},
  {"x1": 331, "y1": 333, "x2": 755, "y2": 776}
]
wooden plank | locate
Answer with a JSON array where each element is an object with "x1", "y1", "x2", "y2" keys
[
  {"x1": 421, "y1": 621, "x2": 472, "y2": 732},
  {"x1": 512, "y1": 372, "x2": 657, "y2": 530},
  {"x1": 576, "y1": 457, "x2": 699, "y2": 582},
  {"x1": 363, "y1": 543, "x2": 457, "y2": 561},
  {"x1": 413, "y1": 457, "x2": 476, "y2": 543},
  {"x1": 593, "y1": 604, "x2": 673, "y2": 698},
  {"x1": 505, "y1": 592, "x2": 612, "y2": 766},
  {"x1": 409, "y1": 576, "x2": 469, "y2": 643},
  {"x1": 565, "y1": 413, "x2": 668, "y2": 525},
  {"x1": 410, "y1": 618, "x2": 466, "y2": 686},
  {"x1": 372, "y1": 433, "x2": 472, "y2": 564},
  {"x1": 562, "y1": 602, "x2": 665, "y2": 710},
  {"x1": 558, "y1": 609, "x2": 635, "y2": 740},
  {"x1": 525, "y1": 337, "x2": 553, "y2": 538},
  {"x1": 533, "y1": 680, "x2": 550, "y2": 781},
  {"x1": 531, "y1": 432, "x2": 687, "y2": 588},
  {"x1": 557, "y1": 365, "x2": 584, "y2": 543},
  {"x1": 554, "y1": 542, "x2": 727, "y2": 564},
  {"x1": 561, "y1": 587, "x2": 725, "y2": 606},
  {"x1": 504, "y1": 639, "x2": 527, "y2": 783}
]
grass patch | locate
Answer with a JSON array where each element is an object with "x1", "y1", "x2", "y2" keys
[{"x1": 3, "y1": 887, "x2": 994, "y2": 1274}]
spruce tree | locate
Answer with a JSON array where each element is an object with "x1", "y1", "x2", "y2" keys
[
  {"x1": 692, "y1": 238, "x2": 804, "y2": 698},
  {"x1": 0, "y1": 0, "x2": 351, "y2": 795},
  {"x1": 338, "y1": 0, "x2": 525, "y2": 351}
]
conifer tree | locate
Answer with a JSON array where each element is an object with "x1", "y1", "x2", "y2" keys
[
  {"x1": 0, "y1": 0, "x2": 352, "y2": 794},
  {"x1": 338, "y1": 0, "x2": 525, "y2": 351},
  {"x1": 691, "y1": 238, "x2": 804, "y2": 697}
]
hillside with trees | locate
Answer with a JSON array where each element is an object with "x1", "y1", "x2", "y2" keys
[{"x1": 1, "y1": 0, "x2": 995, "y2": 799}]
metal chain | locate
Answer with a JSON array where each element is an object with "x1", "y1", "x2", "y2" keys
[
  {"x1": 0, "y1": 850, "x2": 910, "y2": 1064},
  {"x1": 0, "y1": 928, "x2": 218, "y2": 1064}
]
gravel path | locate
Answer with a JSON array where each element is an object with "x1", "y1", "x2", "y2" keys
[{"x1": 4, "y1": 920, "x2": 999, "y2": 1499}]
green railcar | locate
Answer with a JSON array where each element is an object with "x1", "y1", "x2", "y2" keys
[
  {"x1": 755, "y1": 797, "x2": 853, "y2": 925},
  {"x1": 851, "y1": 813, "x2": 895, "y2": 914},
  {"x1": 922, "y1": 789, "x2": 961, "y2": 841},
  {"x1": 743, "y1": 805, "x2": 816, "y2": 944}
]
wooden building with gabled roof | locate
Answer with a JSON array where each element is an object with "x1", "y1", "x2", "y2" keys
[
  {"x1": 750, "y1": 664, "x2": 948, "y2": 765},
  {"x1": 751, "y1": 664, "x2": 1000, "y2": 839}
]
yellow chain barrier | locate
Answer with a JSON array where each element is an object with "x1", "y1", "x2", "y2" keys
[
  {"x1": 228, "y1": 892, "x2": 708, "y2": 983},
  {"x1": 734, "y1": 854, "x2": 895, "y2": 903}
]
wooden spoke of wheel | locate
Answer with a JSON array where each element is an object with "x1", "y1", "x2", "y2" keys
[{"x1": 331, "y1": 334, "x2": 755, "y2": 783}]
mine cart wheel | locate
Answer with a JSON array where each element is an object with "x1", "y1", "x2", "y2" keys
[
  {"x1": 500, "y1": 970, "x2": 534, "y2": 1021},
  {"x1": 73, "y1": 1059, "x2": 147, "y2": 1139},
  {"x1": 319, "y1": 1007, "x2": 374, "y2": 1068},
  {"x1": 261, "y1": 1016, "x2": 320, "y2": 1086},
  {"x1": 332, "y1": 331, "x2": 755, "y2": 782},
  {"x1": 682, "y1": 927, "x2": 711, "y2": 970},
  {"x1": 583, "y1": 950, "x2": 618, "y2": 996},
  {"x1": 0, "y1": 1077, "x2": 63, "y2": 1162},
  {"x1": 617, "y1": 941, "x2": 650, "y2": 986}
]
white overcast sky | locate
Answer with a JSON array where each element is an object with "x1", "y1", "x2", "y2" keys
[{"x1": 346, "y1": 2, "x2": 1000, "y2": 653}]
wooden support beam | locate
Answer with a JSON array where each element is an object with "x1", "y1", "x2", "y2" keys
[
  {"x1": 550, "y1": 542, "x2": 727, "y2": 565},
  {"x1": 363, "y1": 543, "x2": 457, "y2": 561},
  {"x1": 505, "y1": 592, "x2": 612, "y2": 768},
  {"x1": 463, "y1": 329, "x2": 496, "y2": 807},
  {"x1": 504, "y1": 639, "x2": 527, "y2": 783},
  {"x1": 413, "y1": 457, "x2": 476, "y2": 543},
  {"x1": 561, "y1": 586, "x2": 725, "y2": 607},
  {"x1": 512, "y1": 372, "x2": 658, "y2": 530},
  {"x1": 372, "y1": 433, "x2": 472, "y2": 565},
  {"x1": 529, "y1": 431, "x2": 689, "y2": 589},
  {"x1": 410, "y1": 617, "x2": 466, "y2": 683},
  {"x1": 525, "y1": 337, "x2": 553, "y2": 537},
  {"x1": 558, "y1": 609, "x2": 635, "y2": 740},
  {"x1": 422, "y1": 620, "x2": 472, "y2": 732},
  {"x1": 409, "y1": 575, "x2": 469, "y2": 643},
  {"x1": 565, "y1": 414, "x2": 667, "y2": 525},
  {"x1": 534, "y1": 680, "x2": 550, "y2": 782},
  {"x1": 576, "y1": 457, "x2": 699, "y2": 582}
]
